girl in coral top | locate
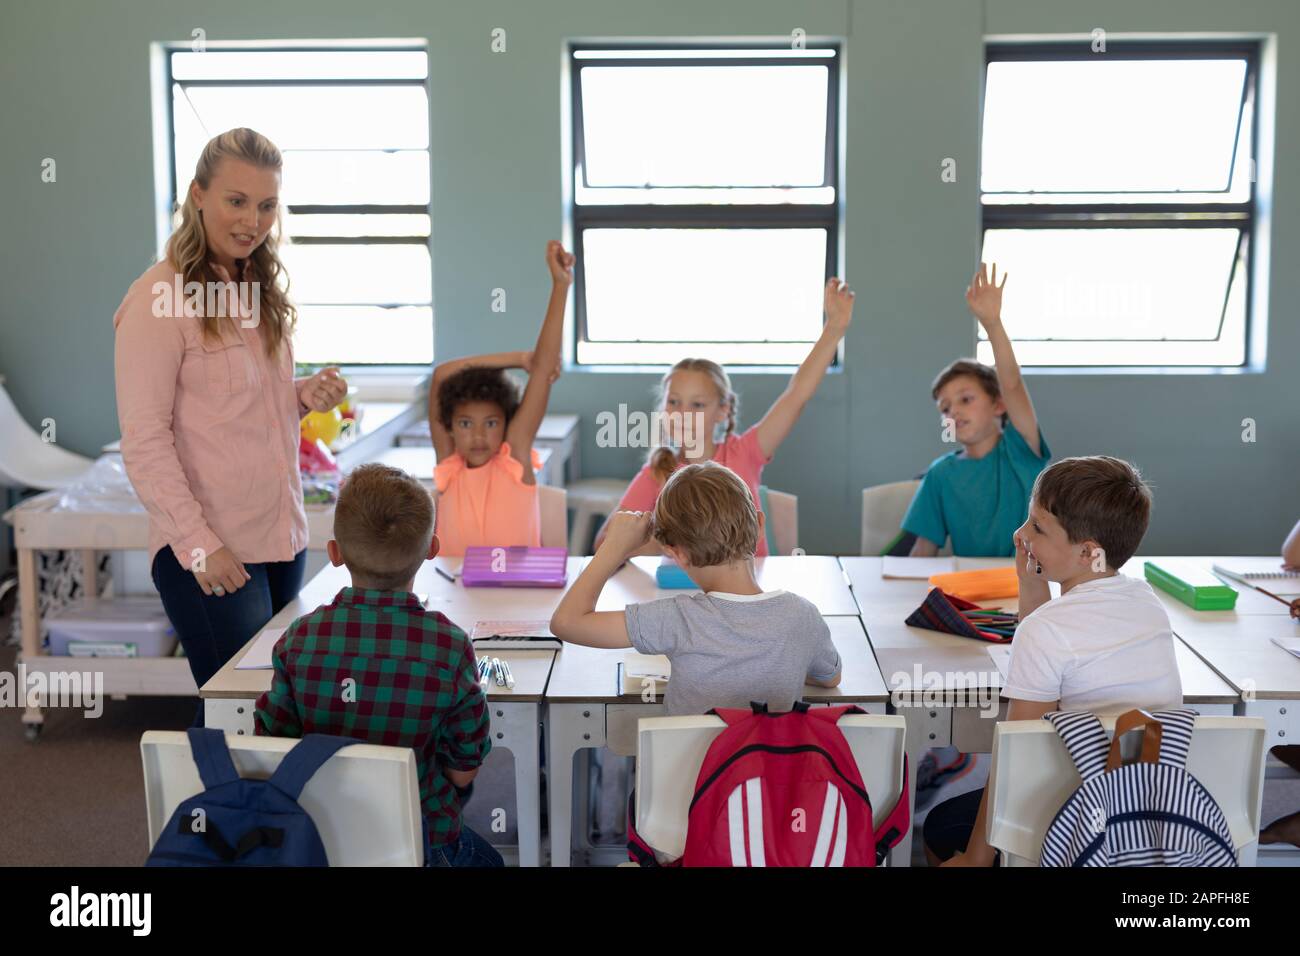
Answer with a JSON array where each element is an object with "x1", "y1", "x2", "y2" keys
[{"x1": 428, "y1": 241, "x2": 572, "y2": 554}]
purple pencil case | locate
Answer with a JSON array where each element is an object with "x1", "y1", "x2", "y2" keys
[{"x1": 460, "y1": 546, "x2": 569, "y2": 588}]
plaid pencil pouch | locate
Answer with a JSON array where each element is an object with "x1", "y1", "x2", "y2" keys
[{"x1": 905, "y1": 587, "x2": 1018, "y2": 643}]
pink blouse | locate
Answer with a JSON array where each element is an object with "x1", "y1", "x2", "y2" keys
[{"x1": 113, "y1": 259, "x2": 310, "y2": 568}]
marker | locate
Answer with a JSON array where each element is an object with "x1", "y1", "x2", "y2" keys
[
  {"x1": 492, "y1": 658, "x2": 507, "y2": 686},
  {"x1": 500, "y1": 659, "x2": 515, "y2": 689}
]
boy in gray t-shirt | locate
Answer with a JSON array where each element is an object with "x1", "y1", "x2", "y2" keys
[{"x1": 550, "y1": 461, "x2": 841, "y2": 715}]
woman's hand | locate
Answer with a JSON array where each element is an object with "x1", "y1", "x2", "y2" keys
[
  {"x1": 299, "y1": 366, "x2": 348, "y2": 413},
  {"x1": 193, "y1": 546, "x2": 251, "y2": 597}
]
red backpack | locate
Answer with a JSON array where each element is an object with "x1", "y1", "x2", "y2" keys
[{"x1": 629, "y1": 702, "x2": 910, "y2": 867}]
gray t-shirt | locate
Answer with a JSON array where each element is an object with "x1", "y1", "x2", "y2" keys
[{"x1": 624, "y1": 589, "x2": 841, "y2": 716}]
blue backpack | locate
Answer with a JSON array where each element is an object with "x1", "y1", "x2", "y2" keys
[{"x1": 146, "y1": 728, "x2": 356, "y2": 867}]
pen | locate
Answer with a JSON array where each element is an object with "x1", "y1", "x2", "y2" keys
[
  {"x1": 500, "y1": 659, "x2": 515, "y2": 689},
  {"x1": 493, "y1": 658, "x2": 507, "y2": 686},
  {"x1": 435, "y1": 566, "x2": 456, "y2": 584},
  {"x1": 477, "y1": 658, "x2": 491, "y2": 683}
]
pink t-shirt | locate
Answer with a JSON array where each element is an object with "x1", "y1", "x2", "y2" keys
[
  {"x1": 433, "y1": 442, "x2": 542, "y2": 555},
  {"x1": 617, "y1": 424, "x2": 773, "y2": 557}
]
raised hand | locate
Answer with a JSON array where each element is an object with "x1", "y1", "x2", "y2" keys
[
  {"x1": 965, "y1": 262, "x2": 1007, "y2": 331},
  {"x1": 546, "y1": 240, "x2": 575, "y2": 286},
  {"x1": 824, "y1": 277, "x2": 855, "y2": 334}
]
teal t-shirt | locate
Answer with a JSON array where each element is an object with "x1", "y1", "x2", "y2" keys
[{"x1": 901, "y1": 425, "x2": 1051, "y2": 557}]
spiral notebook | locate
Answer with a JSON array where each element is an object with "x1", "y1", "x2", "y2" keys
[{"x1": 1212, "y1": 560, "x2": 1299, "y2": 581}]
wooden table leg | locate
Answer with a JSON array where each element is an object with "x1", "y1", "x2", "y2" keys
[{"x1": 17, "y1": 547, "x2": 44, "y2": 737}]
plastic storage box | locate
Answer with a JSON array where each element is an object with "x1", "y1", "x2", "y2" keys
[{"x1": 45, "y1": 596, "x2": 178, "y2": 657}]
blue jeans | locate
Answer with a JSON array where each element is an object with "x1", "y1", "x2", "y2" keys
[
  {"x1": 152, "y1": 546, "x2": 306, "y2": 725},
  {"x1": 424, "y1": 822, "x2": 504, "y2": 868}
]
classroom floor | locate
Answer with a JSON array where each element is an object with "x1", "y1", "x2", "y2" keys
[{"x1": 3, "y1": 603, "x2": 1299, "y2": 867}]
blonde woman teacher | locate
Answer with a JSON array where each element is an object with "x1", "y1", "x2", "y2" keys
[{"x1": 113, "y1": 128, "x2": 346, "y2": 722}]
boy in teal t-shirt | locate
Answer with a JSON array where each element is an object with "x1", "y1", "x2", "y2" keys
[{"x1": 903, "y1": 263, "x2": 1050, "y2": 557}]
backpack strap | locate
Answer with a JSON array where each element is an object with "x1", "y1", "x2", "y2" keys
[
  {"x1": 267, "y1": 735, "x2": 358, "y2": 801},
  {"x1": 806, "y1": 704, "x2": 865, "y2": 724},
  {"x1": 1044, "y1": 711, "x2": 1110, "y2": 782},
  {"x1": 1149, "y1": 708, "x2": 1196, "y2": 769},
  {"x1": 180, "y1": 814, "x2": 285, "y2": 862},
  {"x1": 186, "y1": 727, "x2": 241, "y2": 789},
  {"x1": 873, "y1": 753, "x2": 910, "y2": 865}
]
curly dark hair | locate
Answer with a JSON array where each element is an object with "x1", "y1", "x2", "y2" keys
[{"x1": 436, "y1": 366, "x2": 521, "y2": 431}]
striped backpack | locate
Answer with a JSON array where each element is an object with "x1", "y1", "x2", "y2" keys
[
  {"x1": 1040, "y1": 709, "x2": 1237, "y2": 867},
  {"x1": 628, "y1": 702, "x2": 909, "y2": 867}
]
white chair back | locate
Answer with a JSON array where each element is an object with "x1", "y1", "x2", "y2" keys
[
  {"x1": 634, "y1": 713, "x2": 907, "y2": 862},
  {"x1": 140, "y1": 731, "x2": 424, "y2": 866},
  {"x1": 859, "y1": 480, "x2": 920, "y2": 555},
  {"x1": 763, "y1": 487, "x2": 799, "y2": 556},
  {"x1": 538, "y1": 484, "x2": 567, "y2": 549},
  {"x1": 987, "y1": 715, "x2": 1268, "y2": 866}
]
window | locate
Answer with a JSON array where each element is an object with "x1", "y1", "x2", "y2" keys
[
  {"x1": 163, "y1": 46, "x2": 432, "y2": 366},
  {"x1": 979, "y1": 42, "x2": 1258, "y2": 368},
  {"x1": 570, "y1": 45, "x2": 840, "y2": 366}
]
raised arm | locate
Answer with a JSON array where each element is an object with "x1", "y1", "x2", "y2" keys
[
  {"x1": 967, "y1": 263, "x2": 1040, "y2": 456},
  {"x1": 504, "y1": 241, "x2": 571, "y2": 480},
  {"x1": 753, "y1": 277, "x2": 854, "y2": 459},
  {"x1": 428, "y1": 349, "x2": 529, "y2": 462}
]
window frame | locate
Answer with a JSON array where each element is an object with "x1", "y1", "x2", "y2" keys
[
  {"x1": 161, "y1": 43, "x2": 433, "y2": 363},
  {"x1": 980, "y1": 39, "x2": 1259, "y2": 367},
  {"x1": 569, "y1": 42, "x2": 842, "y2": 367}
]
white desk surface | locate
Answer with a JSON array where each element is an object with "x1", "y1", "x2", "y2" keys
[
  {"x1": 545, "y1": 615, "x2": 888, "y2": 704},
  {"x1": 596, "y1": 555, "x2": 858, "y2": 617},
  {"x1": 1172, "y1": 615, "x2": 1300, "y2": 701},
  {"x1": 1118, "y1": 555, "x2": 1300, "y2": 619},
  {"x1": 199, "y1": 557, "x2": 575, "y2": 703},
  {"x1": 847, "y1": 557, "x2": 1236, "y2": 705}
]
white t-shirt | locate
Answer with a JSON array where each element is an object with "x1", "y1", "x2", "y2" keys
[{"x1": 1003, "y1": 573, "x2": 1182, "y2": 714}]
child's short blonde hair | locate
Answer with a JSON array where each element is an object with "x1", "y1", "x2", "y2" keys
[
  {"x1": 652, "y1": 461, "x2": 759, "y2": 567},
  {"x1": 333, "y1": 463, "x2": 435, "y2": 589}
]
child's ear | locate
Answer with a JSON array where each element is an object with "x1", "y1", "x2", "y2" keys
[
  {"x1": 427, "y1": 533, "x2": 441, "y2": 561},
  {"x1": 326, "y1": 539, "x2": 344, "y2": 567},
  {"x1": 663, "y1": 543, "x2": 689, "y2": 567},
  {"x1": 755, "y1": 510, "x2": 767, "y2": 548}
]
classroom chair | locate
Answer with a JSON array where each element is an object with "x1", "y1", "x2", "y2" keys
[
  {"x1": 859, "y1": 480, "x2": 920, "y2": 556},
  {"x1": 140, "y1": 731, "x2": 424, "y2": 866},
  {"x1": 986, "y1": 716, "x2": 1269, "y2": 866},
  {"x1": 564, "y1": 478, "x2": 626, "y2": 554},
  {"x1": 538, "y1": 484, "x2": 568, "y2": 550},
  {"x1": 629, "y1": 713, "x2": 908, "y2": 865},
  {"x1": 759, "y1": 485, "x2": 798, "y2": 556},
  {"x1": 0, "y1": 380, "x2": 94, "y2": 490}
]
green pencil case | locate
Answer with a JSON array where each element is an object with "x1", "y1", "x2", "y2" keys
[{"x1": 1144, "y1": 561, "x2": 1238, "y2": 611}]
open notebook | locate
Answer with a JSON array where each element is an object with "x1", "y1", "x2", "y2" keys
[{"x1": 1212, "y1": 559, "x2": 1300, "y2": 581}]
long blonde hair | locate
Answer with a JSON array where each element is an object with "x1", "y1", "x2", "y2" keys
[
  {"x1": 164, "y1": 127, "x2": 296, "y2": 355},
  {"x1": 647, "y1": 358, "x2": 739, "y2": 484}
]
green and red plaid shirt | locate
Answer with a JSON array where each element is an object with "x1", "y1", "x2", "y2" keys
[{"x1": 254, "y1": 587, "x2": 490, "y2": 846}]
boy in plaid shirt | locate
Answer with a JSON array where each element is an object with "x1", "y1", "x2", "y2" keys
[{"x1": 255, "y1": 463, "x2": 500, "y2": 867}]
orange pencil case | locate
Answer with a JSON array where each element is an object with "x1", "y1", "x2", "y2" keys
[{"x1": 927, "y1": 566, "x2": 1019, "y2": 602}]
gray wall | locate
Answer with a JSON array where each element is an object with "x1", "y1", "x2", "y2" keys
[{"x1": 2, "y1": 0, "x2": 1296, "y2": 556}]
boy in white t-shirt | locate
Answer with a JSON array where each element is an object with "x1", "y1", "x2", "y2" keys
[{"x1": 932, "y1": 455, "x2": 1182, "y2": 867}]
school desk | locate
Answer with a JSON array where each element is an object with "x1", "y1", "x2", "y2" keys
[
  {"x1": 197, "y1": 556, "x2": 584, "y2": 867},
  {"x1": 840, "y1": 555, "x2": 1238, "y2": 866},
  {"x1": 544, "y1": 614, "x2": 890, "y2": 866},
  {"x1": 594, "y1": 554, "x2": 859, "y2": 616}
]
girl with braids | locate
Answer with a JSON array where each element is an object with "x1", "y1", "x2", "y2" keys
[
  {"x1": 595, "y1": 277, "x2": 855, "y2": 557},
  {"x1": 114, "y1": 128, "x2": 346, "y2": 717}
]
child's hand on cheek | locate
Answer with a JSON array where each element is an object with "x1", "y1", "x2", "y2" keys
[
  {"x1": 1015, "y1": 533, "x2": 1042, "y2": 580},
  {"x1": 600, "y1": 511, "x2": 654, "y2": 559}
]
